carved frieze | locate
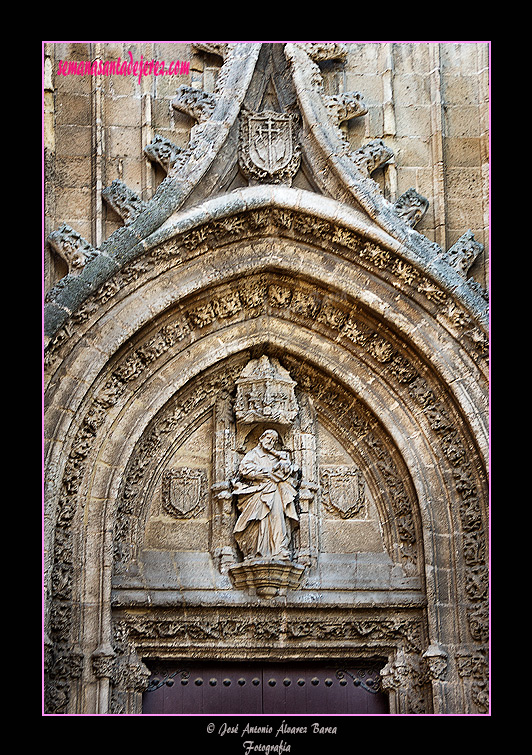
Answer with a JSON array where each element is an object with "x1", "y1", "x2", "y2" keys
[
  {"x1": 239, "y1": 110, "x2": 301, "y2": 185},
  {"x1": 320, "y1": 466, "x2": 366, "y2": 519},
  {"x1": 45, "y1": 206, "x2": 488, "y2": 375},
  {"x1": 162, "y1": 467, "x2": 208, "y2": 519},
  {"x1": 114, "y1": 611, "x2": 425, "y2": 653}
]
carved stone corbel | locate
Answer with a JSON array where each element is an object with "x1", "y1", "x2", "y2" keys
[
  {"x1": 47, "y1": 223, "x2": 100, "y2": 274},
  {"x1": 171, "y1": 85, "x2": 219, "y2": 123},
  {"x1": 91, "y1": 644, "x2": 116, "y2": 680},
  {"x1": 422, "y1": 642, "x2": 449, "y2": 681},
  {"x1": 351, "y1": 139, "x2": 394, "y2": 176},
  {"x1": 102, "y1": 180, "x2": 146, "y2": 225}
]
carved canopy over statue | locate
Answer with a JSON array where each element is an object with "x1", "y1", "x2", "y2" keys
[{"x1": 233, "y1": 429, "x2": 299, "y2": 561}]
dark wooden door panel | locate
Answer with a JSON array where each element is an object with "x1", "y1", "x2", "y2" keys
[
  {"x1": 142, "y1": 661, "x2": 388, "y2": 715},
  {"x1": 143, "y1": 662, "x2": 263, "y2": 715}
]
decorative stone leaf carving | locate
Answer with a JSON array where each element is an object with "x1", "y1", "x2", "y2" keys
[
  {"x1": 191, "y1": 42, "x2": 228, "y2": 59},
  {"x1": 442, "y1": 230, "x2": 483, "y2": 277},
  {"x1": 324, "y1": 92, "x2": 368, "y2": 125},
  {"x1": 144, "y1": 134, "x2": 183, "y2": 172},
  {"x1": 351, "y1": 139, "x2": 394, "y2": 176},
  {"x1": 102, "y1": 180, "x2": 146, "y2": 225},
  {"x1": 171, "y1": 85, "x2": 219, "y2": 123},
  {"x1": 47, "y1": 223, "x2": 100, "y2": 274},
  {"x1": 298, "y1": 43, "x2": 348, "y2": 62},
  {"x1": 394, "y1": 188, "x2": 429, "y2": 228},
  {"x1": 422, "y1": 643, "x2": 448, "y2": 681}
]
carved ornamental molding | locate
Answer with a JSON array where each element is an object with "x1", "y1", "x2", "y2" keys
[{"x1": 44, "y1": 202, "x2": 488, "y2": 371}]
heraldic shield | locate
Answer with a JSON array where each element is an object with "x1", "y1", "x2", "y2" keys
[
  {"x1": 239, "y1": 110, "x2": 301, "y2": 184},
  {"x1": 162, "y1": 467, "x2": 207, "y2": 519},
  {"x1": 320, "y1": 467, "x2": 367, "y2": 520}
]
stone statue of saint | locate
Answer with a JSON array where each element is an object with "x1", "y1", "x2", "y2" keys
[{"x1": 233, "y1": 429, "x2": 299, "y2": 561}]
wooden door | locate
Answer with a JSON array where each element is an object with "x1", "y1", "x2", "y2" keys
[{"x1": 142, "y1": 661, "x2": 388, "y2": 715}]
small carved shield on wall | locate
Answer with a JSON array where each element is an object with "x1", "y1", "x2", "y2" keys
[
  {"x1": 239, "y1": 110, "x2": 301, "y2": 184},
  {"x1": 320, "y1": 466, "x2": 366, "y2": 519},
  {"x1": 162, "y1": 468, "x2": 208, "y2": 519}
]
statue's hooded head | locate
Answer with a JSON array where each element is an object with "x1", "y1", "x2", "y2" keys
[{"x1": 258, "y1": 429, "x2": 279, "y2": 449}]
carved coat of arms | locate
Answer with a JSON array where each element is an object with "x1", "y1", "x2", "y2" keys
[
  {"x1": 162, "y1": 468, "x2": 207, "y2": 519},
  {"x1": 320, "y1": 466, "x2": 366, "y2": 519},
  {"x1": 239, "y1": 110, "x2": 301, "y2": 185}
]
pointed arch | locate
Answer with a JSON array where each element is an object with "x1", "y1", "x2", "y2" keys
[
  {"x1": 44, "y1": 42, "x2": 488, "y2": 716},
  {"x1": 44, "y1": 187, "x2": 488, "y2": 715}
]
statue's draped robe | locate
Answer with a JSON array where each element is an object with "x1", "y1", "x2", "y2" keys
[{"x1": 233, "y1": 446, "x2": 299, "y2": 560}]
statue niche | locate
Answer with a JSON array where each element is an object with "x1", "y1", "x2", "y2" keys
[{"x1": 226, "y1": 357, "x2": 308, "y2": 597}]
